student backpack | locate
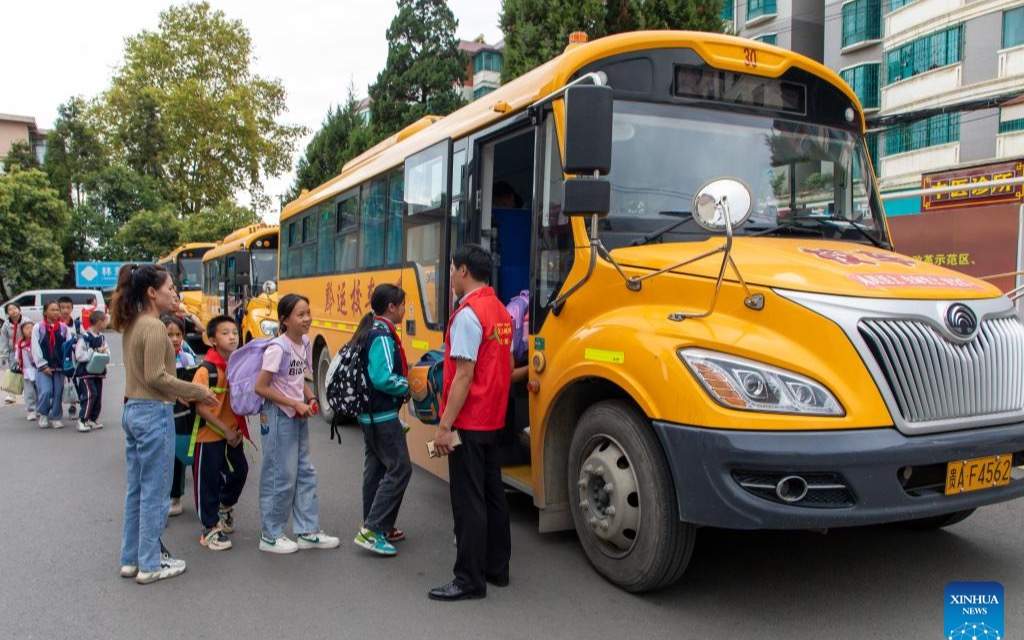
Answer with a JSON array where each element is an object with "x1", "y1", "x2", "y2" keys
[
  {"x1": 324, "y1": 337, "x2": 374, "y2": 441},
  {"x1": 226, "y1": 335, "x2": 311, "y2": 416},
  {"x1": 59, "y1": 319, "x2": 81, "y2": 377},
  {"x1": 409, "y1": 348, "x2": 445, "y2": 425}
]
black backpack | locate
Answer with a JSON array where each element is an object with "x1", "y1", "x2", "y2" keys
[{"x1": 325, "y1": 338, "x2": 373, "y2": 442}]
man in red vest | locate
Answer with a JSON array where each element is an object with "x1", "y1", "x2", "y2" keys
[{"x1": 429, "y1": 244, "x2": 513, "y2": 602}]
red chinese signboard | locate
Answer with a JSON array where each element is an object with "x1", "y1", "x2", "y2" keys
[{"x1": 922, "y1": 160, "x2": 1024, "y2": 211}]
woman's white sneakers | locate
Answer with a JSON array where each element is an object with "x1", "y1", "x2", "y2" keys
[
  {"x1": 259, "y1": 534, "x2": 299, "y2": 554},
  {"x1": 134, "y1": 553, "x2": 186, "y2": 585},
  {"x1": 297, "y1": 531, "x2": 341, "y2": 550},
  {"x1": 77, "y1": 420, "x2": 92, "y2": 433}
]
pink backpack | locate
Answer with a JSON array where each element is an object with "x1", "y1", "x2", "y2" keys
[{"x1": 227, "y1": 335, "x2": 311, "y2": 416}]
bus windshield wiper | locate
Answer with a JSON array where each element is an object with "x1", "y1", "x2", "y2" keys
[
  {"x1": 628, "y1": 211, "x2": 693, "y2": 247},
  {"x1": 753, "y1": 215, "x2": 887, "y2": 249}
]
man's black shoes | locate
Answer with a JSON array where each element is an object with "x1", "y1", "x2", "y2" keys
[{"x1": 428, "y1": 581, "x2": 486, "y2": 601}]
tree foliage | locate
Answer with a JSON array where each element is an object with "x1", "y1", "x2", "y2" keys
[
  {"x1": 99, "y1": 2, "x2": 305, "y2": 215},
  {"x1": 111, "y1": 208, "x2": 183, "y2": 261},
  {"x1": 2, "y1": 141, "x2": 40, "y2": 172},
  {"x1": 500, "y1": 0, "x2": 724, "y2": 79},
  {"x1": 0, "y1": 169, "x2": 70, "y2": 298},
  {"x1": 291, "y1": 85, "x2": 374, "y2": 198},
  {"x1": 181, "y1": 201, "x2": 261, "y2": 243},
  {"x1": 369, "y1": 0, "x2": 467, "y2": 139},
  {"x1": 43, "y1": 97, "x2": 106, "y2": 208}
]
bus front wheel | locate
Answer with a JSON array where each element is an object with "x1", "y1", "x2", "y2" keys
[
  {"x1": 315, "y1": 346, "x2": 335, "y2": 424},
  {"x1": 568, "y1": 400, "x2": 696, "y2": 593}
]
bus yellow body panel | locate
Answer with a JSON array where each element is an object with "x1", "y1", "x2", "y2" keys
[{"x1": 199, "y1": 224, "x2": 279, "y2": 340}]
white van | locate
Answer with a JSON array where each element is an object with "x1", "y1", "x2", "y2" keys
[{"x1": 1, "y1": 289, "x2": 107, "y2": 324}]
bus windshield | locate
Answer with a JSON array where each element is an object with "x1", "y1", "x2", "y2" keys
[
  {"x1": 178, "y1": 257, "x2": 204, "y2": 291},
  {"x1": 251, "y1": 249, "x2": 277, "y2": 288},
  {"x1": 603, "y1": 101, "x2": 887, "y2": 249}
]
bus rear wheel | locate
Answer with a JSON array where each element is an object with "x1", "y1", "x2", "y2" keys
[
  {"x1": 568, "y1": 400, "x2": 696, "y2": 593},
  {"x1": 315, "y1": 345, "x2": 335, "y2": 424}
]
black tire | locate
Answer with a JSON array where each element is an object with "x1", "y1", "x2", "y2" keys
[
  {"x1": 315, "y1": 345, "x2": 335, "y2": 424},
  {"x1": 903, "y1": 509, "x2": 976, "y2": 530},
  {"x1": 568, "y1": 400, "x2": 696, "y2": 593}
]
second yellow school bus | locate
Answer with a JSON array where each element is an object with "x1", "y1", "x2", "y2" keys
[
  {"x1": 279, "y1": 30, "x2": 1024, "y2": 592},
  {"x1": 157, "y1": 242, "x2": 216, "y2": 318},
  {"x1": 200, "y1": 223, "x2": 280, "y2": 341}
]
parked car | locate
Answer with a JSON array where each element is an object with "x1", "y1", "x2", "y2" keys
[{"x1": 1, "y1": 289, "x2": 107, "y2": 324}]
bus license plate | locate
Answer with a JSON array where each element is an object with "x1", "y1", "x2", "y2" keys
[{"x1": 944, "y1": 454, "x2": 1013, "y2": 495}]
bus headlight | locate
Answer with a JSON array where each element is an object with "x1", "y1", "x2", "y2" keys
[
  {"x1": 260, "y1": 320, "x2": 279, "y2": 337},
  {"x1": 678, "y1": 348, "x2": 844, "y2": 416}
]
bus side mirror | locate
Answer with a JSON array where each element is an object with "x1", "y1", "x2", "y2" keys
[
  {"x1": 563, "y1": 84, "x2": 613, "y2": 175},
  {"x1": 563, "y1": 84, "x2": 614, "y2": 217},
  {"x1": 234, "y1": 251, "x2": 251, "y2": 287}
]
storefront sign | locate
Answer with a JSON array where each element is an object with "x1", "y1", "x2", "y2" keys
[{"x1": 922, "y1": 160, "x2": 1024, "y2": 211}]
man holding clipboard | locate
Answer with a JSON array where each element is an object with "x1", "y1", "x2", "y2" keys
[{"x1": 429, "y1": 245, "x2": 514, "y2": 602}]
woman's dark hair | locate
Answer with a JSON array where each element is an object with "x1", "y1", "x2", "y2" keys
[
  {"x1": 111, "y1": 263, "x2": 171, "y2": 331},
  {"x1": 277, "y1": 293, "x2": 310, "y2": 334},
  {"x1": 452, "y1": 244, "x2": 493, "y2": 283},
  {"x1": 351, "y1": 284, "x2": 406, "y2": 346},
  {"x1": 160, "y1": 313, "x2": 185, "y2": 333}
]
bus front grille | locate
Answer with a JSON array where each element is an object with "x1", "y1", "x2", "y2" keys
[{"x1": 858, "y1": 316, "x2": 1024, "y2": 425}]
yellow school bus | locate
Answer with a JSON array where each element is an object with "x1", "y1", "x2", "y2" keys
[
  {"x1": 200, "y1": 223, "x2": 280, "y2": 341},
  {"x1": 157, "y1": 242, "x2": 216, "y2": 318},
  {"x1": 280, "y1": 31, "x2": 1024, "y2": 592}
]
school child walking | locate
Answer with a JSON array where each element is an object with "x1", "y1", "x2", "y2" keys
[
  {"x1": 163, "y1": 314, "x2": 196, "y2": 517},
  {"x1": 191, "y1": 315, "x2": 249, "y2": 551},
  {"x1": 32, "y1": 301, "x2": 68, "y2": 429},
  {"x1": 254, "y1": 293, "x2": 339, "y2": 554},
  {"x1": 352, "y1": 284, "x2": 413, "y2": 557},
  {"x1": 58, "y1": 296, "x2": 81, "y2": 417},
  {"x1": 1, "y1": 302, "x2": 23, "y2": 404},
  {"x1": 17, "y1": 322, "x2": 37, "y2": 421},
  {"x1": 73, "y1": 310, "x2": 110, "y2": 432}
]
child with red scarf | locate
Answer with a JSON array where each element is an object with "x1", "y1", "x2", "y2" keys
[
  {"x1": 351, "y1": 284, "x2": 412, "y2": 557},
  {"x1": 31, "y1": 301, "x2": 68, "y2": 429},
  {"x1": 190, "y1": 315, "x2": 249, "y2": 551}
]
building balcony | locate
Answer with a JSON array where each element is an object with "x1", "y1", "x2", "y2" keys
[
  {"x1": 881, "y1": 63, "x2": 961, "y2": 112},
  {"x1": 997, "y1": 131, "x2": 1024, "y2": 159},
  {"x1": 879, "y1": 142, "x2": 959, "y2": 180},
  {"x1": 886, "y1": 0, "x2": 961, "y2": 40},
  {"x1": 998, "y1": 44, "x2": 1024, "y2": 78},
  {"x1": 473, "y1": 70, "x2": 501, "y2": 87}
]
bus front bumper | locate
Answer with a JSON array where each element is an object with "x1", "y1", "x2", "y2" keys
[{"x1": 651, "y1": 420, "x2": 1024, "y2": 530}]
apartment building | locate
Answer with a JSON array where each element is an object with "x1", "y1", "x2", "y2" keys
[
  {"x1": 458, "y1": 37, "x2": 504, "y2": 101},
  {"x1": 0, "y1": 113, "x2": 48, "y2": 171},
  {"x1": 824, "y1": 0, "x2": 1024, "y2": 193}
]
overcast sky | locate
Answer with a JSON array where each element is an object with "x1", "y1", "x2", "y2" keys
[{"x1": 4, "y1": 0, "x2": 503, "y2": 218}]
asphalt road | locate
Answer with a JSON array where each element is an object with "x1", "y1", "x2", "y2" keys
[{"x1": 0, "y1": 333, "x2": 1021, "y2": 640}]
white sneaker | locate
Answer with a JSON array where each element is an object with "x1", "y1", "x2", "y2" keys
[
  {"x1": 259, "y1": 534, "x2": 299, "y2": 554},
  {"x1": 91, "y1": 421, "x2": 104, "y2": 430},
  {"x1": 26, "y1": 412, "x2": 36, "y2": 421},
  {"x1": 135, "y1": 552, "x2": 186, "y2": 584},
  {"x1": 119, "y1": 565, "x2": 138, "y2": 578},
  {"x1": 4, "y1": 395, "x2": 15, "y2": 404},
  {"x1": 77, "y1": 421, "x2": 92, "y2": 433},
  {"x1": 297, "y1": 531, "x2": 340, "y2": 550},
  {"x1": 168, "y1": 498, "x2": 183, "y2": 517},
  {"x1": 38, "y1": 417, "x2": 50, "y2": 429},
  {"x1": 51, "y1": 420, "x2": 64, "y2": 429}
]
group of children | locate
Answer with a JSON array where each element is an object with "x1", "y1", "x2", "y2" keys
[{"x1": 1, "y1": 298, "x2": 109, "y2": 433}]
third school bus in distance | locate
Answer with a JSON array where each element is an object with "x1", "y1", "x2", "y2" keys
[
  {"x1": 157, "y1": 242, "x2": 215, "y2": 319},
  {"x1": 200, "y1": 223, "x2": 280, "y2": 341},
  {"x1": 278, "y1": 30, "x2": 1024, "y2": 592}
]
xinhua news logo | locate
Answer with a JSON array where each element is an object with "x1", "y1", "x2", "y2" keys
[{"x1": 945, "y1": 581, "x2": 1004, "y2": 640}]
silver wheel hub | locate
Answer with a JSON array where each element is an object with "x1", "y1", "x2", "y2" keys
[{"x1": 577, "y1": 437, "x2": 640, "y2": 554}]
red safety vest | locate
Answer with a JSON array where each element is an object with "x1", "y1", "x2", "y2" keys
[{"x1": 442, "y1": 286, "x2": 513, "y2": 431}]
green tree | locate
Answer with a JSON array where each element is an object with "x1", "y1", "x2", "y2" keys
[
  {"x1": 369, "y1": 0, "x2": 467, "y2": 139},
  {"x1": 0, "y1": 169, "x2": 70, "y2": 298},
  {"x1": 500, "y1": 0, "x2": 724, "y2": 79},
  {"x1": 99, "y1": 2, "x2": 305, "y2": 215},
  {"x1": 111, "y1": 208, "x2": 183, "y2": 261},
  {"x1": 87, "y1": 163, "x2": 167, "y2": 227},
  {"x1": 2, "y1": 141, "x2": 40, "y2": 172},
  {"x1": 44, "y1": 96, "x2": 106, "y2": 208},
  {"x1": 291, "y1": 84, "x2": 374, "y2": 198},
  {"x1": 181, "y1": 201, "x2": 261, "y2": 243}
]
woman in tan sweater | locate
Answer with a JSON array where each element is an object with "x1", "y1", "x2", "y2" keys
[{"x1": 111, "y1": 264, "x2": 216, "y2": 585}]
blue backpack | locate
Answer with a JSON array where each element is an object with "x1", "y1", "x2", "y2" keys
[
  {"x1": 409, "y1": 348, "x2": 445, "y2": 425},
  {"x1": 60, "y1": 319, "x2": 81, "y2": 377}
]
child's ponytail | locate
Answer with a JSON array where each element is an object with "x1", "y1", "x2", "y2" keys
[{"x1": 349, "y1": 312, "x2": 375, "y2": 348}]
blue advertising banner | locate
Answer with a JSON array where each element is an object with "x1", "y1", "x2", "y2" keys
[{"x1": 74, "y1": 262, "x2": 127, "y2": 289}]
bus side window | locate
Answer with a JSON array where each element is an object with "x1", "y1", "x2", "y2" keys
[
  {"x1": 362, "y1": 178, "x2": 388, "y2": 268},
  {"x1": 335, "y1": 192, "x2": 359, "y2": 272},
  {"x1": 386, "y1": 169, "x2": 404, "y2": 265}
]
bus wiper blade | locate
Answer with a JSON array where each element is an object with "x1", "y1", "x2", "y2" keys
[
  {"x1": 628, "y1": 211, "x2": 693, "y2": 247},
  {"x1": 786, "y1": 215, "x2": 887, "y2": 249}
]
